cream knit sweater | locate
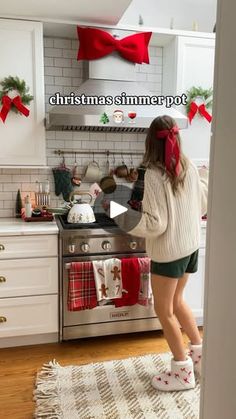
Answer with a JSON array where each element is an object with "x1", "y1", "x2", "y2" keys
[{"x1": 116, "y1": 161, "x2": 208, "y2": 262}]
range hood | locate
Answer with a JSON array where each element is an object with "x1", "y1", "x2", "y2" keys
[{"x1": 47, "y1": 31, "x2": 188, "y2": 133}]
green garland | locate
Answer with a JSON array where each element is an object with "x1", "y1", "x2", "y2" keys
[
  {"x1": 0, "y1": 76, "x2": 33, "y2": 113},
  {"x1": 186, "y1": 86, "x2": 213, "y2": 114}
]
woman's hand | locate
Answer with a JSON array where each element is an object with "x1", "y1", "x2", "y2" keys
[{"x1": 102, "y1": 199, "x2": 110, "y2": 212}]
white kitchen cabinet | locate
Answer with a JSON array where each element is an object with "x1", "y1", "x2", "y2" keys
[
  {"x1": 0, "y1": 19, "x2": 46, "y2": 167},
  {"x1": 163, "y1": 36, "x2": 215, "y2": 161},
  {"x1": 0, "y1": 233, "x2": 58, "y2": 348},
  {"x1": 0, "y1": 295, "x2": 58, "y2": 338},
  {"x1": 0, "y1": 257, "x2": 58, "y2": 298},
  {"x1": 0, "y1": 234, "x2": 57, "y2": 259}
]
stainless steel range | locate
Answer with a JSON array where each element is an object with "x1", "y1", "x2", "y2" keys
[{"x1": 57, "y1": 213, "x2": 160, "y2": 341}]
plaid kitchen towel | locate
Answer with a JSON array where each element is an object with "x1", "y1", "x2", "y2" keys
[{"x1": 68, "y1": 261, "x2": 97, "y2": 311}]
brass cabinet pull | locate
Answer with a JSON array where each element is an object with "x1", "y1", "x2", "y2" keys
[
  {"x1": 0, "y1": 276, "x2": 6, "y2": 283},
  {"x1": 0, "y1": 316, "x2": 7, "y2": 323},
  {"x1": 0, "y1": 244, "x2": 5, "y2": 251}
]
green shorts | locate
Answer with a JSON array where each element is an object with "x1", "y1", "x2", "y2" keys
[{"x1": 151, "y1": 250, "x2": 199, "y2": 279}]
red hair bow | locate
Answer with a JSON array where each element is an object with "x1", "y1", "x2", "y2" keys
[
  {"x1": 77, "y1": 27, "x2": 152, "y2": 64},
  {"x1": 156, "y1": 126, "x2": 180, "y2": 176}
]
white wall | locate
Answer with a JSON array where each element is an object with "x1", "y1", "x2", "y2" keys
[
  {"x1": 120, "y1": 0, "x2": 217, "y2": 32},
  {"x1": 200, "y1": 0, "x2": 236, "y2": 418}
]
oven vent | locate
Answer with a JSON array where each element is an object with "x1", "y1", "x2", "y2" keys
[{"x1": 58, "y1": 125, "x2": 147, "y2": 133}]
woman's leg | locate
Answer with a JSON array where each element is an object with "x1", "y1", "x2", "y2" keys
[
  {"x1": 151, "y1": 273, "x2": 186, "y2": 361},
  {"x1": 173, "y1": 273, "x2": 202, "y2": 345}
]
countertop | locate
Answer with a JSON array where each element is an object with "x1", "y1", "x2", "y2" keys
[
  {"x1": 0, "y1": 218, "x2": 59, "y2": 236},
  {"x1": 0, "y1": 217, "x2": 206, "y2": 237}
]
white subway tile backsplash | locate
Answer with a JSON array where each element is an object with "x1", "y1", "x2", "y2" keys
[
  {"x1": 30, "y1": 174, "x2": 50, "y2": 183},
  {"x1": 77, "y1": 132, "x2": 90, "y2": 141},
  {"x1": 54, "y1": 39, "x2": 72, "y2": 49},
  {"x1": 62, "y1": 49, "x2": 77, "y2": 59},
  {"x1": 72, "y1": 78, "x2": 83, "y2": 87},
  {"x1": 54, "y1": 76, "x2": 72, "y2": 86},
  {"x1": 0, "y1": 36, "x2": 163, "y2": 216},
  {"x1": 115, "y1": 142, "x2": 130, "y2": 150},
  {"x1": 1, "y1": 169, "x2": 22, "y2": 175},
  {"x1": 44, "y1": 38, "x2": 54, "y2": 48},
  {"x1": 45, "y1": 67, "x2": 63, "y2": 76},
  {"x1": 98, "y1": 141, "x2": 113, "y2": 150},
  {"x1": 107, "y1": 133, "x2": 122, "y2": 142},
  {"x1": 21, "y1": 183, "x2": 39, "y2": 192},
  {"x1": 0, "y1": 209, "x2": 13, "y2": 217},
  {"x1": 44, "y1": 57, "x2": 54, "y2": 66},
  {"x1": 47, "y1": 140, "x2": 65, "y2": 149},
  {"x1": 72, "y1": 60, "x2": 81, "y2": 69},
  {"x1": 56, "y1": 131, "x2": 73, "y2": 140},
  {"x1": 136, "y1": 73, "x2": 147, "y2": 82},
  {"x1": 147, "y1": 73, "x2": 162, "y2": 83},
  {"x1": 0, "y1": 175, "x2": 12, "y2": 182},
  {"x1": 44, "y1": 75, "x2": 54, "y2": 85},
  {"x1": 44, "y1": 48, "x2": 62, "y2": 58},
  {"x1": 4, "y1": 200, "x2": 15, "y2": 209},
  {"x1": 12, "y1": 175, "x2": 31, "y2": 183},
  {"x1": 63, "y1": 86, "x2": 75, "y2": 95},
  {"x1": 72, "y1": 40, "x2": 78, "y2": 49},
  {"x1": 82, "y1": 141, "x2": 99, "y2": 150},
  {"x1": 46, "y1": 131, "x2": 56, "y2": 140},
  {"x1": 45, "y1": 85, "x2": 63, "y2": 95},
  {"x1": 72, "y1": 140, "x2": 82, "y2": 149},
  {"x1": 62, "y1": 67, "x2": 81, "y2": 77},
  {"x1": 54, "y1": 58, "x2": 72, "y2": 68},
  {"x1": 0, "y1": 192, "x2": 13, "y2": 200},
  {"x1": 3, "y1": 183, "x2": 21, "y2": 192}
]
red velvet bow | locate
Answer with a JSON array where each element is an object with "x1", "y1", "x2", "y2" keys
[
  {"x1": 77, "y1": 27, "x2": 152, "y2": 64},
  {"x1": 0, "y1": 95, "x2": 30, "y2": 123},
  {"x1": 156, "y1": 126, "x2": 180, "y2": 176},
  {"x1": 188, "y1": 101, "x2": 212, "y2": 124}
]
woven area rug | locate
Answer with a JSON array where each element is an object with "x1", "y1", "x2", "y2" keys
[{"x1": 34, "y1": 352, "x2": 200, "y2": 419}]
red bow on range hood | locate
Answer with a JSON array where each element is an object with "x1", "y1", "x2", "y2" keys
[{"x1": 77, "y1": 26, "x2": 152, "y2": 64}]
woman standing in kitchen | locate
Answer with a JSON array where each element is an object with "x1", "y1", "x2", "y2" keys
[{"x1": 114, "y1": 115, "x2": 208, "y2": 391}]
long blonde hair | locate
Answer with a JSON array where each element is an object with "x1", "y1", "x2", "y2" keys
[{"x1": 143, "y1": 115, "x2": 189, "y2": 194}]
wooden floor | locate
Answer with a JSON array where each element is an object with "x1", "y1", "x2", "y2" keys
[{"x1": 0, "y1": 330, "x2": 199, "y2": 419}]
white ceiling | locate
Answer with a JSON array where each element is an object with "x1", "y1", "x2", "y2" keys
[{"x1": 0, "y1": 0, "x2": 132, "y2": 25}]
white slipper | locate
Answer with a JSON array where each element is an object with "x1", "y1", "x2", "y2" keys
[
  {"x1": 189, "y1": 341, "x2": 202, "y2": 376},
  {"x1": 151, "y1": 355, "x2": 195, "y2": 391}
]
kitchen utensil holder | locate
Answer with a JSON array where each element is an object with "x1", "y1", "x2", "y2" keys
[{"x1": 35, "y1": 192, "x2": 51, "y2": 207}]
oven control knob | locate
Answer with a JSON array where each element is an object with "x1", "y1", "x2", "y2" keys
[
  {"x1": 80, "y1": 243, "x2": 90, "y2": 253},
  {"x1": 102, "y1": 241, "x2": 112, "y2": 251},
  {"x1": 129, "y1": 241, "x2": 138, "y2": 250},
  {"x1": 68, "y1": 244, "x2": 75, "y2": 254}
]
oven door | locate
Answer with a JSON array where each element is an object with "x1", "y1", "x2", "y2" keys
[{"x1": 62, "y1": 254, "x2": 160, "y2": 340}]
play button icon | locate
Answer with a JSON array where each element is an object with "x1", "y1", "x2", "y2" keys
[
  {"x1": 93, "y1": 184, "x2": 143, "y2": 234},
  {"x1": 110, "y1": 201, "x2": 128, "y2": 218}
]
